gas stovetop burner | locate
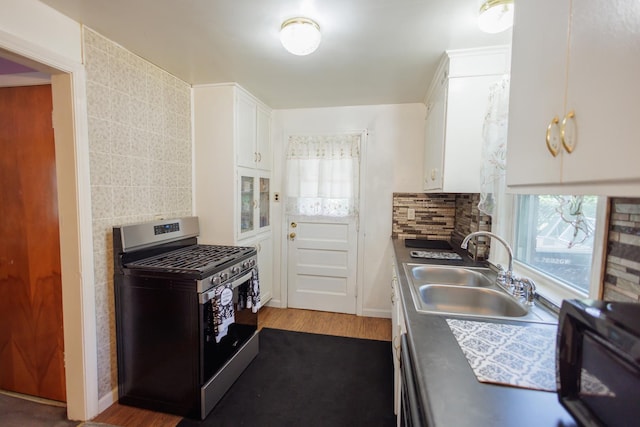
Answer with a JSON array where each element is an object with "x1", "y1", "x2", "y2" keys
[{"x1": 125, "y1": 244, "x2": 254, "y2": 274}]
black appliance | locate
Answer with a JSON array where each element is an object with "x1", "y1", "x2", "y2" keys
[
  {"x1": 400, "y1": 334, "x2": 425, "y2": 427},
  {"x1": 556, "y1": 299, "x2": 640, "y2": 427},
  {"x1": 113, "y1": 216, "x2": 259, "y2": 419}
]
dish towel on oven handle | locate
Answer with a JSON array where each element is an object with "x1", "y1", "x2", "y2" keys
[
  {"x1": 247, "y1": 268, "x2": 260, "y2": 313},
  {"x1": 213, "y1": 283, "x2": 235, "y2": 343}
]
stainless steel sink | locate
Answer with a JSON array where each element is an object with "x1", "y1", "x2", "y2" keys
[
  {"x1": 407, "y1": 264, "x2": 494, "y2": 287},
  {"x1": 416, "y1": 285, "x2": 528, "y2": 317},
  {"x1": 402, "y1": 263, "x2": 556, "y2": 323}
]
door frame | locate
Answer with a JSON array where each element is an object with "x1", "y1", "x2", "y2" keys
[
  {"x1": 280, "y1": 130, "x2": 368, "y2": 316},
  {"x1": 0, "y1": 29, "x2": 99, "y2": 420}
]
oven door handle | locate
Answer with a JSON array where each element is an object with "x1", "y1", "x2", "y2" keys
[{"x1": 199, "y1": 271, "x2": 254, "y2": 304}]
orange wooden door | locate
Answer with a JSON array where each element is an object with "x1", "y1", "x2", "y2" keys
[{"x1": 0, "y1": 85, "x2": 66, "y2": 402}]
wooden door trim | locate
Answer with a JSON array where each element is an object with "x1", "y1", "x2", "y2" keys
[{"x1": 0, "y1": 28, "x2": 99, "y2": 420}]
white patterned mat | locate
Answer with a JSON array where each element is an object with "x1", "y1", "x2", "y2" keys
[{"x1": 446, "y1": 319, "x2": 557, "y2": 392}]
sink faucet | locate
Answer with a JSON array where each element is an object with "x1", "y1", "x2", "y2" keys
[
  {"x1": 461, "y1": 231, "x2": 513, "y2": 272},
  {"x1": 461, "y1": 231, "x2": 536, "y2": 306}
]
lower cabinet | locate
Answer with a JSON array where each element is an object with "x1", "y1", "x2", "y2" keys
[
  {"x1": 240, "y1": 232, "x2": 273, "y2": 306},
  {"x1": 391, "y1": 251, "x2": 406, "y2": 426}
]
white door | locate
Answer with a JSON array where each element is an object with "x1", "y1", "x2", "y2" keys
[
  {"x1": 287, "y1": 218, "x2": 357, "y2": 314},
  {"x1": 284, "y1": 132, "x2": 363, "y2": 314}
]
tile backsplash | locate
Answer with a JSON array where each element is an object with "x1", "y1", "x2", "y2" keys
[
  {"x1": 84, "y1": 27, "x2": 193, "y2": 398},
  {"x1": 603, "y1": 198, "x2": 640, "y2": 302},
  {"x1": 392, "y1": 193, "x2": 491, "y2": 260}
]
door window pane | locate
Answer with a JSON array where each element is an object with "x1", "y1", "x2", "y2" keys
[{"x1": 514, "y1": 195, "x2": 597, "y2": 293}]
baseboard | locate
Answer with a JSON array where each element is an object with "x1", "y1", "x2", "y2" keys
[
  {"x1": 264, "y1": 299, "x2": 282, "y2": 308},
  {"x1": 98, "y1": 388, "x2": 117, "y2": 413},
  {"x1": 361, "y1": 308, "x2": 392, "y2": 319}
]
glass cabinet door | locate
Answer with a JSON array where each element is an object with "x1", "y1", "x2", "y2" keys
[
  {"x1": 240, "y1": 174, "x2": 254, "y2": 234},
  {"x1": 259, "y1": 176, "x2": 270, "y2": 229}
]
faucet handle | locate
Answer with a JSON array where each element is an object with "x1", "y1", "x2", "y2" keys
[
  {"x1": 495, "y1": 264, "x2": 511, "y2": 289},
  {"x1": 519, "y1": 277, "x2": 537, "y2": 306}
]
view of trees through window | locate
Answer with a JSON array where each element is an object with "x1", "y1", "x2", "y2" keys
[{"x1": 514, "y1": 195, "x2": 598, "y2": 293}]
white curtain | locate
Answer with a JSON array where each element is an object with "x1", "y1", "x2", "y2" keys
[
  {"x1": 478, "y1": 75, "x2": 510, "y2": 217},
  {"x1": 285, "y1": 133, "x2": 361, "y2": 218}
]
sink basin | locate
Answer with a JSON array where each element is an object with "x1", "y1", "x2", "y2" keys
[
  {"x1": 402, "y1": 263, "x2": 557, "y2": 323},
  {"x1": 406, "y1": 264, "x2": 494, "y2": 287},
  {"x1": 416, "y1": 285, "x2": 528, "y2": 317}
]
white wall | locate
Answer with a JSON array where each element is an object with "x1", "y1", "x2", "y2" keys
[
  {"x1": 0, "y1": 0, "x2": 81, "y2": 64},
  {"x1": 271, "y1": 104, "x2": 426, "y2": 317}
]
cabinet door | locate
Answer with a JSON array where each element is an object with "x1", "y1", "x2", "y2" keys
[
  {"x1": 506, "y1": 0, "x2": 570, "y2": 187},
  {"x1": 238, "y1": 170, "x2": 255, "y2": 237},
  {"x1": 258, "y1": 173, "x2": 271, "y2": 231},
  {"x1": 423, "y1": 76, "x2": 446, "y2": 191},
  {"x1": 236, "y1": 93, "x2": 257, "y2": 168},
  {"x1": 256, "y1": 233, "x2": 272, "y2": 305},
  {"x1": 256, "y1": 105, "x2": 271, "y2": 171},
  {"x1": 443, "y1": 75, "x2": 498, "y2": 193},
  {"x1": 561, "y1": 0, "x2": 640, "y2": 184}
]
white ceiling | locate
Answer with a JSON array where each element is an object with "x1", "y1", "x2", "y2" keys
[{"x1": 37, "y1": 0, "x2": 511, "y2": 109}]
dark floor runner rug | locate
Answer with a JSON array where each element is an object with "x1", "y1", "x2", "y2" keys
[{"x1": 178, "y1": 328, "x2": 395, "y2": 427}]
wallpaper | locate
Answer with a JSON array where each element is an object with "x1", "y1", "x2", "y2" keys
[{"x1": 83, "y1": 27, "x2": 193, "y2": 398}]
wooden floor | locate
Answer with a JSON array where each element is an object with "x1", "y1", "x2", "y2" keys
[{"x1": 91, "y1": 307, "x2": 391, "y2": 426}]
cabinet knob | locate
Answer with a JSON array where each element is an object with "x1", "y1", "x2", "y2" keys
[
  {"x1": 561, "y1": 110, "x2": 576, "y2": 154},
  {"x1": 545, "y1": 116, "x2": 561, "y2": 157}
]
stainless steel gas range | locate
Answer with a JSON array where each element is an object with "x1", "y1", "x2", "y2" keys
[{"x1": 112, "y1": 216, "x2": 260, "y2": 419}]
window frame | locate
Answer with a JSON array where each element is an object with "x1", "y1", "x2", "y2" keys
[{"x1": 491, "y1": 194, "x2": 608, "y2": 307}]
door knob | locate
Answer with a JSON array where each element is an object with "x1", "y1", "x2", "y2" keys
[
  {"x1": 289, "y1": 232, "x2": 296, "y2": 240},
  {"x1": 290, "y1": 222, "x2": 297, "y2": 228}
]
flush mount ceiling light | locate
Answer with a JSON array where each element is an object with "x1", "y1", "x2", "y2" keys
[
  {"x1": 478, "y1": 0, "x2": 514, "y2": 34},
  {"x1": 280, "y1": 17, "x2": 322, "y2": 56}
]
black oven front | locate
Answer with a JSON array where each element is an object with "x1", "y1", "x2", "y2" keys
[{"x1": 199, "y1": 268, "x2": 258, "y2": 383}]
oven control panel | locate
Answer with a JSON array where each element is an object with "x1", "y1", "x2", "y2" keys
[
  {"x1": 197, "y1": 255, "x2": 257, "y2": 294},
  {"x1": 154, "y1": 222, "x2": 180, "y2": 235}
]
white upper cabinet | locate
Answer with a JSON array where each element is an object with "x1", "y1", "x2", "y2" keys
[
  {"x1": 423, "y1": 46, "x2": 511, "y2": 193},
  {"x1": 236, "y1": 90, "x2": 271, "y2": 171},
  {"x1": 256, "y1": 105, "x2": 272, "y2": 171},
  {"x1": 236, "y1": 93, "x2": 258, "y2": 168},
  {"x1": 507, "y1": 0, "x2": 640, "y2": 195}
]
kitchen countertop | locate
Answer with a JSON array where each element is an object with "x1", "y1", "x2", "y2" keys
[{"x1": 392, "y1": 239, "x2": 578, "y2": 427}]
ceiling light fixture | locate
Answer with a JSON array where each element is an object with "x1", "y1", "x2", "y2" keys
[
  {"x1": 280, "y1": 17, "x2": 322, "y2": 56},
  {"x1": 478, "y1": 0, "x2": 514, "y2": 34}
]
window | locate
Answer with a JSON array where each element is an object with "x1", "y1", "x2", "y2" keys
[
  {"x1": 513, "y1": 195, "x2": 599, "y2": 295},
  {"x1": 285, "y1": 134, "x2": 361, "y2": 218}
]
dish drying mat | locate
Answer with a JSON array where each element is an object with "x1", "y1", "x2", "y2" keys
[{"x1": 446, "y1": 319, "x2": 557, "y2": 392}]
